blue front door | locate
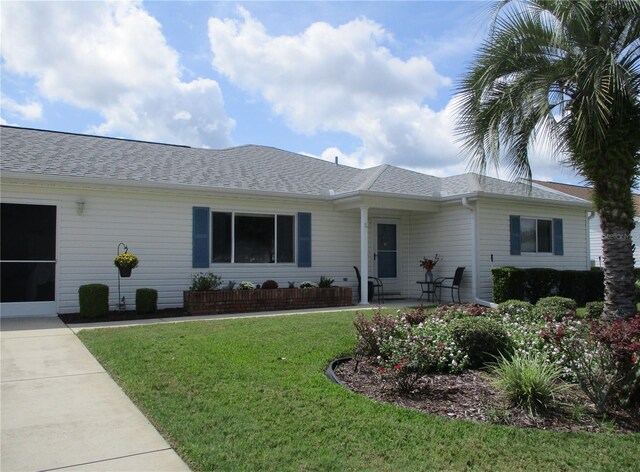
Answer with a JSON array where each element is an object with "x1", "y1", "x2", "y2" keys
[{"x1": 377, "y1": 223, "x2": 397, "y2": 278}]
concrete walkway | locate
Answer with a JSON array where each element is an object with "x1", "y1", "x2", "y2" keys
[{"x1": 0, "y1": 317, "x2": 190, "y2": 471}]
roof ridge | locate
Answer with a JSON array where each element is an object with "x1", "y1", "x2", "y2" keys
[
  {"x1": 0, "y1": 124, "x2": 192, "y2": 149},
  {"x1": 359, "y1": 164, "x2": 389, "y2": 191}
]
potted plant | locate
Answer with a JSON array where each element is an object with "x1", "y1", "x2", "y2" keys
[
  {"x1": 419, "y1": 254, "x2": 440, "y2": 282},
  {"x1": 114, "y1": 252, "x2": 138, "y2": 277}
]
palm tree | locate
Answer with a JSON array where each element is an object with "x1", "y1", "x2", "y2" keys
[{"x1": 456, "y1": 0, "x2": 640, "y2": 319}]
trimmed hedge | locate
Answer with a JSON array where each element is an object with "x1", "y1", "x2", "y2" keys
[
  {"x1": 492, "y1": 267, "x2": 604, "y2": 305},
  {"x1": 136, "y1": 288, "x2": 158, "y2": 314},
  {"x1": 78, "y1": 284, "x2": 109, "y2": 318}
]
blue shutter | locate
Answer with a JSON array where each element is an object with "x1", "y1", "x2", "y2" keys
[
  {"x1": 510, "y1": 215, "x2": 521, "y2": 255},
  {"x1": 297, "y1": 212, "x2": 312, "y2": 267},
  {"x1": 553, "y1": 218, "x2": 564, "y2": 255},
  {"x1": 192, "y1": 207, "x2": 210, "y2": 268}
]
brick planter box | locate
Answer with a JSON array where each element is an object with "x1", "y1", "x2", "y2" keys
[{"x1": 184, "y1": 287, "x2": 352, "y2": 316}]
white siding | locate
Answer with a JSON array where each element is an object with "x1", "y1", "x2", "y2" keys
[
  {"x1": 589, "y1": 214, "x2": 640, "y2": 268},
  {"x1": 2, "y1": 181, "x2": 365, "y2": 313},
  {"x1": 476, "y1": 199, "x2": 590, "y2": 301},
  {"x1": 406, "y1": 202, "x2": 474, "y2": 303}
]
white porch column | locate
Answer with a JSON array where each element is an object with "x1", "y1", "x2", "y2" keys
[{"x1": 360, "y1": 206, "x2": 369, "y2": 304}]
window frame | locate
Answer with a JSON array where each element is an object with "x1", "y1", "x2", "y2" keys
[
  {"x1": 210, "y1": 210, "x2": 297, "y2": 264},
  {"x1": 520, "y1": 217, "x2": 553, "y2": 254}
]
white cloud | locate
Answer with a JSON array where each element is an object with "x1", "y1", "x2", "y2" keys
[
  {"x1": 1, "y1": 0, "x2": 234, "y2": 147},
  {"x1": 0, "y1": 95, "x2": 43, "y2": 121},
  {"x1": 208, "y1": 8, "x2": 464, "y2": 172}
]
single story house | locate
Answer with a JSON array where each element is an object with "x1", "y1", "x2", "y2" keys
[
  {"x1": 533, "y1": 180, "x2": 640, "y2": 268},
  {"x1": 1, "y1": 125, "x2": 592, "y2": 317}
]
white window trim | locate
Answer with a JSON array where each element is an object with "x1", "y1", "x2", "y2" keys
[
  {"x1": 521, "y1": 217, "x2": 553, "y2": 254},
  {"x1": 211, "y1": 210, "x2": 297, "y2": 264}
]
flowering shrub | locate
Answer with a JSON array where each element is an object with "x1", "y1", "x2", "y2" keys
[
  {"x1": 497, "y1": 300, "x2": 535, "y2": 322},
  {"x1": 114, "y1": 252, "x2": 138, "y2": 269},
  {"x1": 449, "y1": 316, "x2": 510, "y2": 368},
  {"x1": 534, "y1": 297, "x2": 577, "y2": 322},
  {"x1": 353, "y1": 310, "x2": 400, "y2": 356},
  {"x1": 546, "y1": 314, "x2": 640, "y2": 412},
  {"x1": 238, "y1": 281, "x2": 256, "y2": 290},
  {"x1": 353, "y1": 304, "x2": 638, "y2": 404}
]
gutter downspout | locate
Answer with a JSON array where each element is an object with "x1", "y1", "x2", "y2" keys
[
  {"x1": 462, "y1": 197, "x2": 497, "y2": 308},
  {"x1": 586, "y1": 211, "x2": 596, "y2": 269}
]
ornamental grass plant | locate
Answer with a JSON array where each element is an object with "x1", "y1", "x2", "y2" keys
[{"x1": 487, "y1": 352, "x2": 569, "y2": 415}]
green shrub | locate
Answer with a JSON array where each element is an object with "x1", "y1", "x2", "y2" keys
[
  {"x1": 558, "y1": 271, "x2": 587, "y2": 306},
  {"x1": 525, "y1": 268, "x2": 559, "y2": 304},
  {"x1": 318, "y1": 275, "x2": 335, "y2": 288},
  {"x1": 487, "y1": 352, "x2": 568, "y2": 414},
  {"x1": 535, "y1": 297, "x2": 577, "y2": 321},
  {"x1": 492, "y1": 267, "x2": 526, "y2": 303},
  {"x1": 135, "y1": 288, "x2": 157, "y2": 314},
  {"x1": 584, "y1": 301, "x2": 604, "y2": 319},
  {"x1": 450, "y1": 317, "x2": 510, "y2": 368},
  {"x1": 584, "y1": 268, "x2": 605, "y2": 303},
  {"x1": 497, "y1": 300, "x2": 535, "y2": 321},
  {"x1": 635, "y1": 279, "x2": 640, "y2": 304},
  {"x1": 261, "y1": 279, "x2": 279, "y2": 289},
  {"x1": 190, "y1": 272, "x2": 222, "y2": 291},
  {"x1": 78, "y1": 284, "x2": 109, "y2": 318},
  {"x1": 493, "y1": 267, "x2": 605, "y2": 305}
]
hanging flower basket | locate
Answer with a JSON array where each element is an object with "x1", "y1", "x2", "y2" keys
[{"x1": 114, "y1": 252, "x2": 138, "y2": 278}]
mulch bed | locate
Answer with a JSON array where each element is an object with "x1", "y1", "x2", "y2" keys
[
  {"x1": 334, "y1": 357, "x2": 639, "y2": 433},
  {"x1": 59, "y1": 307, "x2": 189, "y2": 324}
]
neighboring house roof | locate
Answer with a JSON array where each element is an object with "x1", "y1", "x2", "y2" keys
[
  {"x1": 0, "y1": 125, "x2": 588, "y2": 205},
  {"x1": 534, "y1": 180, "x2": 640, "y2": 215}
]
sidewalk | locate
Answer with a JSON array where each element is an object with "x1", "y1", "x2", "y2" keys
[{"x1": 0, "y1": 316, "x2": 190, "y2": 471}]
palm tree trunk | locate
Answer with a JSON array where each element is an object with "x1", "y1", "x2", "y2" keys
[{"x1": 600, "y1": 215, "x2": 636, "y2": 320}]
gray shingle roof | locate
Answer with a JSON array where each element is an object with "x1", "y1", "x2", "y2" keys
[{"x1": 0, "y1": 125, "x2": 587, "y2": 205}]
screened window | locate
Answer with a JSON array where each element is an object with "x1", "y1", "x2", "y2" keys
[
  {"x1": 211, "y1": 212, "x2": 295, "y2": 263},
  {"x1": 521, "y1": 218, "x2": 553, "y2": 253}
]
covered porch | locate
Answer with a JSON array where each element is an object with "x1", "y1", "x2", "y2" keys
[{"x1": 332, "y1": 192, "x2": 473, "y2": 305}]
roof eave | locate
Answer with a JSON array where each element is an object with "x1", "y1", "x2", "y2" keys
[{"x1": 0, "y1": 171, "x2": 329, "y2": 201}]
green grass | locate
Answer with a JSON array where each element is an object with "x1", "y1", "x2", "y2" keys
[{"x1": 78, "y1": 310, "x2": 639, "y2": 471}]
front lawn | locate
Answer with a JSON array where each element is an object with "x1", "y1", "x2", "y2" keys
[{"x1": 79, "y1": 311, "x2": 639, "y2": 471}]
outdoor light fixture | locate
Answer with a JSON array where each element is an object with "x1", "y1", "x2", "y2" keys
[
  {"x1": 354, "y1": 349, "x2": 364, "y2": 372},
  {"x1": 75, "y1": 199, "x2": 86, "y2": 216}
]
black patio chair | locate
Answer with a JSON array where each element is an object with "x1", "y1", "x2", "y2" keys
[
  {"x1": 434, "y1": 267, "x2": 465, "y2": 304},
  {"x1": 353, "y1": 266, "x2": 384, "y2": 304}
]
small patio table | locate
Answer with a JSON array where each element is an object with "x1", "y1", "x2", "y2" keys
[{"x1": 416, "y1": 281, "x2": 437, "y2": 302}]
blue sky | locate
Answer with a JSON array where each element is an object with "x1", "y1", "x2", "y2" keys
[{"x1": 1, "y1": 1, "x2": 581, "y2": 183}]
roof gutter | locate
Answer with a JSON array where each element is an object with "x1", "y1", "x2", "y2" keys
[{"x1": 461, "y1": 197, "x2": 497, "y2": 308}]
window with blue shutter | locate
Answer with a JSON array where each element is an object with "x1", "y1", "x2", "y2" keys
[
  {"x1": 192, "y1": 207, "x2": 210, "y2": 268},
  {"x1": 510, "y1": 215, "x2": 521, "y2": 255},
  {"x1": 297, "y1": 212, "x2": 312, "y2": 267},
  {"x1": 553, "y1": 218, "x2": 564, "y2": 255},
  {"x1": 510, "y1": 215, "x2": 563, "y2": 255}
]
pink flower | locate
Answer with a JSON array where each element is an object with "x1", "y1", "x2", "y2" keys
[
  {"x1": 395, "y1": 364, "x2": 402, "y2": 370},
  {"x1": 401, "y1": 359, "x2": 408, "y2": 364}
]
